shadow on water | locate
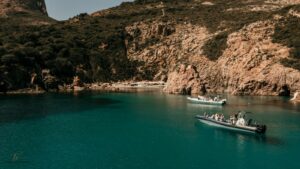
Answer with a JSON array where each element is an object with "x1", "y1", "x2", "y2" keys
[
  {"x1": 265, "y1": 99, "x2": 300, "y2": 112},
  {"x1": 187, "y1": 103, "x2": 224, "y2": 109},
  {"x1": 225, "y1": 96, "x2": 300, "y2": 112},
  {"x1": 0, "y1": 92, "x2": 121, "y2": 123},
  {"x1": 194, "y1": 122, "x2": 284, "y2": 146}
]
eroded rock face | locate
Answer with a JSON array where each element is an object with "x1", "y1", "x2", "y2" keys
[
  {"x1": 125, "y1": 19, "x2": 300, "y2": 96},
  {"x1": 217, "y1": 21, "x2": 293, "y2": 95},
  {"x1": 121, "y1": 0, "x2": 300, "y2": 96},
  {"x1": 126, "y1": 21, "x2": 211, "y2": 82},
  {"x1": 164, "y1": 64, "x2": 201, "y2": 95}
]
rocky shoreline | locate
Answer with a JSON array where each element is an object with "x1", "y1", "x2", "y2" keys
[
  {"x1": 3, "y1": 80, "x2": 300, "y2": 103},
  {"x1": 0, "y1": 81, "x2": 166, "y2": 95}
]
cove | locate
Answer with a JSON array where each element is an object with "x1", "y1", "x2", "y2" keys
[{"x1": 0, "y1": 91, "x2": 299, "y2": 169}]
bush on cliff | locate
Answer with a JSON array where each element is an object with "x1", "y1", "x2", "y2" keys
[
  {"x1": 202, "y1": 32, "x2": 228, "y2": 60},
  {"x1": 273, "y1": 11, "x2": 300, "y2": 70}
]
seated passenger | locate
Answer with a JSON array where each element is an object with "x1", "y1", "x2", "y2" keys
[
  {"x1": 215, "y1": 114, "x2": 219, "y2": 120},
  {"x1": 220, "y1": 114, "x2": 224, "y2": 121}
]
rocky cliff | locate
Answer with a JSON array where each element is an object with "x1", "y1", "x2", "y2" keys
[
  {"x1": 1, "y1": 0, "x2": 300, "y2": 96},
  {"x1": 123, "y1": 0, "x2": 300, "y2": 96}
]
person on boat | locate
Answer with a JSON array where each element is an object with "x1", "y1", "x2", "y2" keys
[
  {"x1": 215, "y1": 114, "x2": 219, "y2": 121},
  {"x1": 230, "y1": 115, "x2": 237, "y2": 124},
  {"x1": 220, "y1": 114, "x2": 224, "y2": 121},
  {"x1": 236, "y1": 116, "x2": 246, "y2": 126}
]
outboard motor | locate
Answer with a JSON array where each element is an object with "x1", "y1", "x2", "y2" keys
[{"x1": 256, "y1": 125, "x2": 267, "y2": 134}]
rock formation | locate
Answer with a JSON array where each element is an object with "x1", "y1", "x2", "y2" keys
[
  {"x1": 72, "y1": 76, "x2": 85, "y2": 91},
  {"x1": 125, "y1": 20, "x2": 294, "y2": 95},
  {"x1": 41, "y1": 70, "x2": 59, "y2": 91},
  {"x1": 164, "y1": 64, "x2": 201, "y2": 95},
  {"x1": 123, "y1": 1, "x2": 300, "y2": 96}
]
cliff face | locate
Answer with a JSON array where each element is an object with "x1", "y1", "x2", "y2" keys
[
  {"x1": 1, "y1": 0, "x2": 300, "y2": 96},
  {"x1": 123, "y1": 0, "x2": 300, "y2": 96},
  {"x1": 125, "y1": 19, "x2": 294, "y2": 95}
]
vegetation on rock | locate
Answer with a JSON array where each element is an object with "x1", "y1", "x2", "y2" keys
[
  {"x1": 0, "y1": 0, "x2": 300, "y2": 93},
  {"x1": 273, "y1": 6, "x2": 300, "y2": 70}
]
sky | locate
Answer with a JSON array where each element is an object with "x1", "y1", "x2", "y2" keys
[{"x1": 45, "y1": 0, "x2": 133, "y2": 20}]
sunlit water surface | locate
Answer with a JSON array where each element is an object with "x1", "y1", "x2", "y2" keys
[{"x1": 0, "y1": 91, "x2": 299, "y2": 169}]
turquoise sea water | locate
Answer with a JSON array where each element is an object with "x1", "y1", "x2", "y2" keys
[{"x1": 0, "y1": 91, "x2": 300, "y2": 169}]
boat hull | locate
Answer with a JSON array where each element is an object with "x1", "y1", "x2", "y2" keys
[
  {"x1": 195, "y1": 115, "x2": 266, "y2": 134},
  {"x1": 187, "y1": 97, "x2": 226, "y2": 105}
]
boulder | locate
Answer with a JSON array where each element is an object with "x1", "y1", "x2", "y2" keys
[
  {"x1": 72, "y1": 76, "x2": 85, "y2": 91},
  {"x1": 42, "y1": 69, "x2": 59, "y2": 91}
]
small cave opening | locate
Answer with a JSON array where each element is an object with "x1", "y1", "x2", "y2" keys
[
  {"x1": 183, "y1": 87, "x2": 191, "y2": 95},
  {"x1": 279, "y1": 85, "x2": 290, "y2": 96}
]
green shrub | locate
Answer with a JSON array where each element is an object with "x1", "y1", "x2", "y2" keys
[
  {"x1": 202, "y1": 32, "x2": 228, "y2": 60},
  {"x1": 0, "y1": 47, "x2": 6, "y2": 56},
  {"x1": 281, "y1": 58, "x2": 300, "y2": 71},
  {"x1": 273, "y1": 14, "x2": 300, "y2": 70},
  {"x1": 1, "y1": 54, "x2": 18, "y2": 64}
]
